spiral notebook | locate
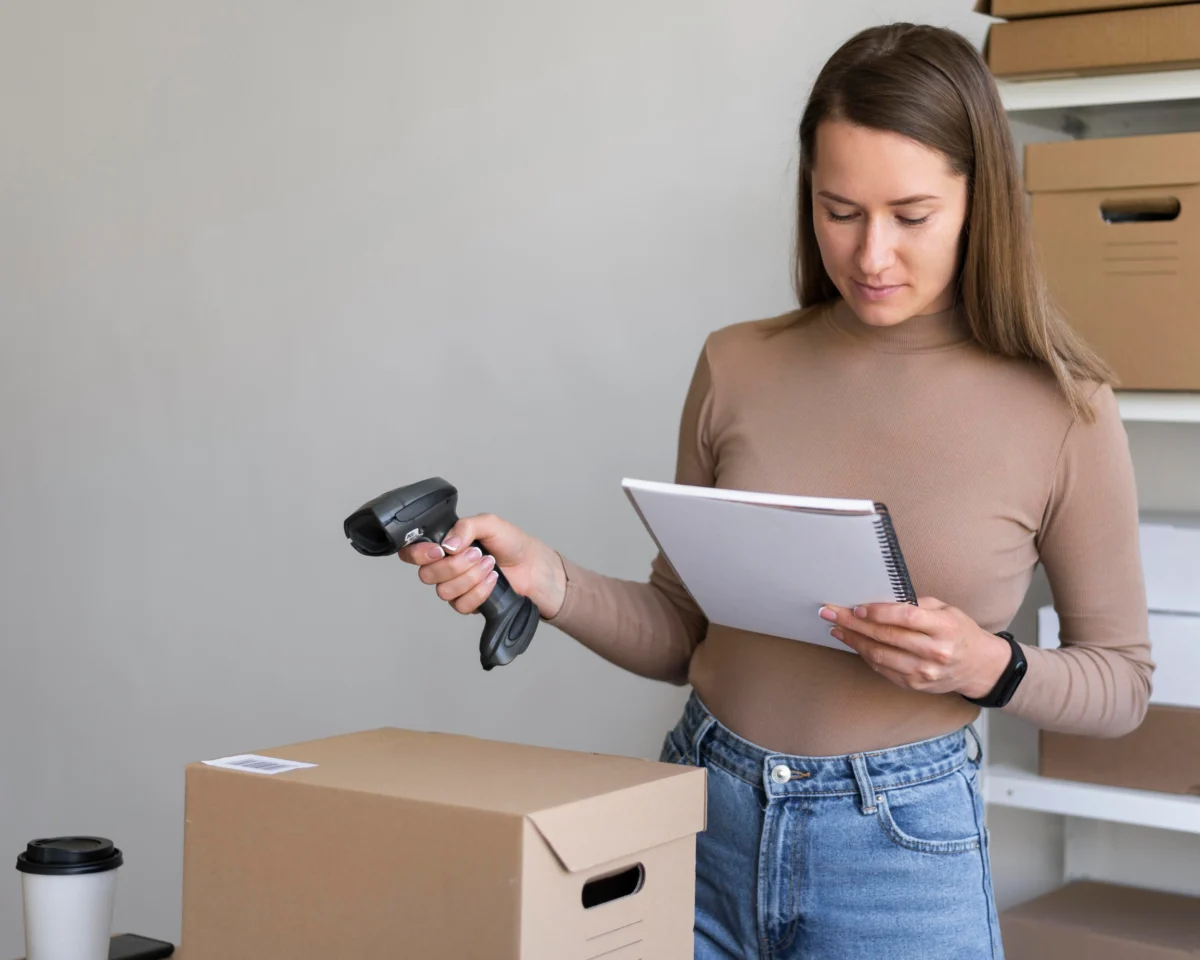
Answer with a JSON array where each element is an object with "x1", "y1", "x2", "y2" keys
[{"x1": 622, "y1": 478, "x2": 917, "y2": 653}]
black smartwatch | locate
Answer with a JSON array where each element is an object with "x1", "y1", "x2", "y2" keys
[{"x1": 962, "y1": 631, "x2": 1027, "y2": 708}]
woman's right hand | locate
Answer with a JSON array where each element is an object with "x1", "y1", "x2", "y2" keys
[{"x1": 397, "y1": 513, "x2": 567, "y2": 620}]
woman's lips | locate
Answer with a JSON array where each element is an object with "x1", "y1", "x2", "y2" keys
[{"x1": 853, "y1": 279, "x2": 904, "y2": 301}]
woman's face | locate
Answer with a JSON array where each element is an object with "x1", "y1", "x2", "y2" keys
[{"x1": 811, "y1": 119, "x2": 969, "y2": 327}]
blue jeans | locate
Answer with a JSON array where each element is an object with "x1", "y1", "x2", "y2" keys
[{"x1": 660, "y1": 693, "x2": 1003, "y2": 959}]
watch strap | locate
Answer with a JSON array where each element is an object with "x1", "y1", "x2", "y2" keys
[{"x1": 962, "y1": 631, "x2": 1027, "y2": 708}]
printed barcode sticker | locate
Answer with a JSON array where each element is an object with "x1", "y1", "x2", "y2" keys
[{"x1": 202, "y1": 754, "x2": 317, "y2": 776}]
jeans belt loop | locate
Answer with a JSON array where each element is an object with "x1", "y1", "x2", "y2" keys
[
  {"x1": 965, "y1": 723, "x2": 984, "y2": 765},
  {"x1": 690, "y1": 714, "x2": 717, "y2": 767},
  {"x1": 849, "y1": 753, "x2": 879, "y2": 815}
]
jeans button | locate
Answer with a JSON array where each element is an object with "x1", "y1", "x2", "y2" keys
[{"x1": 770, "y1": 763, "x2": 791, "y2": 784}]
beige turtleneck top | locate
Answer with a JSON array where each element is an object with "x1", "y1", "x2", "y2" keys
[{"x1": 546, "y1": 299, "x2": 1153, "y2": 755}]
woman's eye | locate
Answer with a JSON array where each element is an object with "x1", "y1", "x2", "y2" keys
[{"x1": 822, "y1": 209, "x2": 930, "y2": 226}]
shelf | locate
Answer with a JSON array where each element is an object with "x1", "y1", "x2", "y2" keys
[
  {"x1": 984, "y1": 764, "x2": 1200, "y2": 835},
  {"x1": 997, "y1": 69, "x2": 1200, "y2": 113},
  {"x1": 1117, "y1": 391, "x2": 1200, "y2": 424},
  {"x1": 997, "y1": 70, "x2": 1200, "y2": 137}
]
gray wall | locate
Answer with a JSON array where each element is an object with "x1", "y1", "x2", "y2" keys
[{"x1": 1, "y1": 0, "x2": 1110, "y2": 949}]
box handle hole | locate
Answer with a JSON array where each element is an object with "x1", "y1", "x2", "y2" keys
[
  {"x1": 1100, "y1": 197, "x2": 1180, "y2": 224},
  {"x1": 581, "y1": 863, "x2": 644, "y2": 908}
]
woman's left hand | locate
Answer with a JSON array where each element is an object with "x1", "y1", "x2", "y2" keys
[{"x1": 818, "y1": 598, "x2": 1011, "y2": 699}]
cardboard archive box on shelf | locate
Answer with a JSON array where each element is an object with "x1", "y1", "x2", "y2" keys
[
  {"x1": 1025, "y1": 131, "x2": 1200, "y2": 390},
  {"x1": 1000, "y1": 880, "x2": 1200, "y2": 959},
  {"x1": 1037, "y1": 703, "x2": 1200, "y2": 795},
  {"x1": 977, "y1": 3, "x2": 1200, "y2": 79},
  {"x1": 1037, "y1": 604, "x2": 1200, "y2": 794},
  {"x1": 976, "y1": 0, "x2": 1192, "y2": 18},
  {"x1": 178, "y1": 727, "x2": 707, "y2": 960},
  {"x1": 1037, "y1": 706, "x2": 1200, "y2": 795}
]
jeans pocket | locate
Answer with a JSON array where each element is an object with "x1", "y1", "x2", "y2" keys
[{"x1": 876, "y1": 769, "x2": 982, "y2": 855}]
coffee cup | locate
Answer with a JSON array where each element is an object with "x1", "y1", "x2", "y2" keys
[{"x1": 16, "y1": 836, "x2": 123, "y2": 960}]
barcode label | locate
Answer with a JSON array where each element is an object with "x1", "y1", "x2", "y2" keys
[{"x1": 202, "y1": 754, "x2": 317, "y2": 776}]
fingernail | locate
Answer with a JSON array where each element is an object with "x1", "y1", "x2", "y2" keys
[
  {"x1": 853, "y1": 606, "x2": 867, "y2": 619},
  {"x1": 466, "y1": 546, "x2": 483, "y2": 561},
  {"x1": 426, "y1": 545, "x2": 445, "y2": 561},
  {"x1": 481, "y1": 554, "x2": 496, "y2": 571},
  {"x1": 486, "y1": 570, "x2": 499, "y2": 584},
  {"x1": 830, "y1": 627, "x2": 844, "y2": 641},
  {"x1": 819, "y1": 606, "x2": 837, "y2": 622},
  {"x1": 442, "y1": 537, "x2": 462, "y2": 552}
]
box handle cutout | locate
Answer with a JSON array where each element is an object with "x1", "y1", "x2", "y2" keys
[
  {"x1": 1100, "y1": 198, "x2": 1180, "y2": 224},
  {"x1": 581, "y1": 863, "x2": 645, "y2": 908}
]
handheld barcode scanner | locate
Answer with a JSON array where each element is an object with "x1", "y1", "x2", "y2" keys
[{"x1": 343, "y1": 477, "x2": 539, "y2": 670}]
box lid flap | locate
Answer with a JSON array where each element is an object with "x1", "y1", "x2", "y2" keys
[
  {"x1": 527, "y1": 765, "x2": 706, "y2": 872},
  {"x1": 190, "y1": 727, "x2": 705, "y2": 818},
  {"x1": 1026, "y1": 133, "x2": 1200, "y2": 192}
]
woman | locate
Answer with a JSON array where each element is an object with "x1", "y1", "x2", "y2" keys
[{"x1": 401, "y1": 22, "x2": 1152, "y2": 960}]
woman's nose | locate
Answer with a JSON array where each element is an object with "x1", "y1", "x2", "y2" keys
[{"x1": 856, "y1": 219, "x2": 897, "y2": 278}]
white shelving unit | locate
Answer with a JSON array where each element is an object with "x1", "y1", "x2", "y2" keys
[
  {"x1": 997, "y1": 68, "x2": 1200, "y2": 113},
  {"x1": 985, "y1": 764, "x2": 1200, "y2": 836},
  {"x1": 986, "y1": 68, "x2": 1200, "y2": 895},
  {"x1": 998, "y1": 69, "x2": 1200, "y2": 138},
  {"x1": 1117, "y1": 391, "x2": 1200, "y2": 424}
]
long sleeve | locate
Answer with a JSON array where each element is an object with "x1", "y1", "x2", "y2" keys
[
  {"x1": 1003, "y1": 383, "x2": 1154, "y2": 737},
  {"x1": 542, "y1": 343, "x2": 716, "y2": 684}
]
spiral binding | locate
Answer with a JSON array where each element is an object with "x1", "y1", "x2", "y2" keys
[{"x1": 872, "y1": 504, "x2": 917, "y2": 605}]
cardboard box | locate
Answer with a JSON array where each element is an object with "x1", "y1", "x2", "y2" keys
[
  {"x1": 1025, "y1": 131, "x2": 1200, "y2": 390},
  {"x1": 981, "y1": 4, "x2": 1200, "y2": 79},
  {"x1": 179, "y1": 727, "x2": 707, "y2": 960},
  {"x1": 1139, "y1": 512, "x2": 1200, "y2": 614},
  {"x1": 1039, "y1": 705, "x2": 1200, "y2": 794},
  {"x1": 976, "y1": 0, "x2": 1187, "y2": 19},
  {"x1": 1000, "y1": 880, "x2": 1200, "y2": 959},
  {"x1": 1038, "y1": 605, "x2": 1200, "y2": 708}
]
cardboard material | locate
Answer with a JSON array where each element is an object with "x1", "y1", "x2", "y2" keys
[
  {"x1": 179, "y1": 727, "x2": 707, "y2": 960},
  {"x1": 1024, "y1": 131, "x2": 1200, "y2": 390},
  {"x1": 976, "y1": 0, "x2": 1188, "y2": 19},
  {"x1": 1038, "y1": 605, "x2": 1200, "y2": 709},
  {"x1": 1000, "y1": 880, "x2": 1200, "y2": 959},
  {"x1": 1139, "y1": 512, "x2": 1200, "y2": 614},
  {"x1": 981, "y1": 4, "x2": 1200, "y2": 79},
  {"x1": 1039, "y1": 705, "x2": 1200, "y2": 795}
]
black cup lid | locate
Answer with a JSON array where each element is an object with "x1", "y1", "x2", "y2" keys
[{"x1": 16, "y1": 837, "x2": 123, "y2": 876}]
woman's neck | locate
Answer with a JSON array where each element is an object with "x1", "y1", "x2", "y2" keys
[{"x1": 825, "y1": 297, "x2": 971, "y2": 353}]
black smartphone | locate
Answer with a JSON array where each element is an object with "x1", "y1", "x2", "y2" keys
[{"x1": 109, "y1": 934, "x2": 175, "y2": 960}]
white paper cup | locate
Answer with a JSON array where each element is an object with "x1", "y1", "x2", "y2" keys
[{"x1": 16, "y1": 837, "x2": 122, "y2": 960}]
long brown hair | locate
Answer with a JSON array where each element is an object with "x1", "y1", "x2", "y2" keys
[{"x1": 790, "y1": 23, "x2": 1113, "y2": 421}]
